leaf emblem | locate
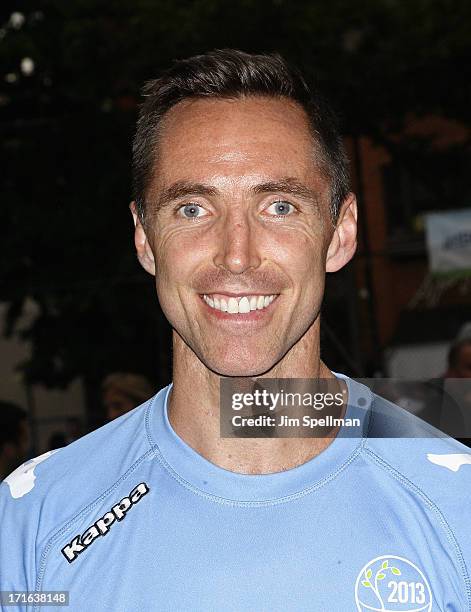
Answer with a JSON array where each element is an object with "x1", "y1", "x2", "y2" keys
[
  {"x1": 377, "y1": 573, "x2": 386, "y2": 580},
  {"x1": 362, "y1": 580, "x2": 372, "y2": 588},
  {"x1": 391, "y1": 567, "x2": 401, "y2": 575},
  {"x1": 366, "y1": 569, "x2": 372, "y2": 579},
  {"x1": 381, "y1": 560, "x2": 389, "y2": 569}
]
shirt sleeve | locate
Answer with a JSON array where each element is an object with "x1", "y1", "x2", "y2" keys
[
  {"x1": 423, "y1": 449, "x2": 471, "y2": 609},
  {"x1": 0, "y1": 478, "x2": 39, "y2": 612}
]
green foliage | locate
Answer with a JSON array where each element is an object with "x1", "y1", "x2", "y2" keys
[{"x1": 362, "y1": 559, "x2": 402, "y2": 594}]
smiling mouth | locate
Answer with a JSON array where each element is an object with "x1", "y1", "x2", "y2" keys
[{"x1": 201, "y1": 293, "x2": 279, "y2": 314}]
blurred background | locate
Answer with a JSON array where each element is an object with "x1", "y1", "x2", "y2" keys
[{"x1": 1, "y1": 0, "x2": 471, "y2": 459}]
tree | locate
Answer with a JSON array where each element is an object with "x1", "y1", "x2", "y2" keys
[{"x1": 1, "y1": 0, "x2": 470, "y2": 403}]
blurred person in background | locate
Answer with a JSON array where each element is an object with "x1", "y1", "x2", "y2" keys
[
  {"x1": 102, "y1": 372, "x2": 154, "y2": 420},
  {"x1": 427, "y1": 327, "x2": 471, "y2": 445},
  {"x1": 0, "y1": 401, "x2": 30, "y2": 480},
  {"x1": 48, "y1": 417, "x2": 85, "y2": 450},
  {"x1": 381, "y1": 326, "x2": 471, "y2": 440},
  {"x1": 445, "y1": 336, "x2": 471, "y2": 379}
]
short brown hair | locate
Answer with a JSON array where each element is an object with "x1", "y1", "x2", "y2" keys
[{"x1": 132, "y1": 49, "x2": 349, "y2": 225}]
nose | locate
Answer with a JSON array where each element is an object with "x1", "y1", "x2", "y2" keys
[{"x1": 213, "y1": 211, "x2": 262, "y2": 274}]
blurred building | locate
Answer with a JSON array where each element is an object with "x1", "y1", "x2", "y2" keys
[
  {"x1": 342, "y1": 115, "x2": 471, "y2": 378},
  {"x1": 0, "y1": 300, "x2": 86, "y2": 455}
]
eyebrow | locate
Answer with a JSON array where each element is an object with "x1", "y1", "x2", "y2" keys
[
  {"x1": 154, "y1": 177, "x2": 320, "y2": 212},
  {"x1": 252, "y1": 178, "x2": 320, "y2": 209},
  {"x1": 157, "y1": 181, "x2": 218, "y2": 210}
]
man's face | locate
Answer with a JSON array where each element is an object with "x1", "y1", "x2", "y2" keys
[
  {"x1": 103, "y1": 388, "x2": 136, "y2": 421},
  {"x1": 135, "y1": 96, "x2": 355, "y2": 376}
]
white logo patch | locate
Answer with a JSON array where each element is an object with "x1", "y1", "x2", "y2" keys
[
  {"x1": 426, "y1": 452, "x2": 471, "y2": 472},
  {"x1": 61, "y1": 482, "x2": 150, "y2": 562},
  {"x1": 355, "y1": 555, "x2": 432, "y2": 611},
  {"x1": 4, "y1": 450, "x2": 60, "y2": 498}
]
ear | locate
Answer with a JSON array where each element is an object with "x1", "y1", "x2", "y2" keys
[
  {"x1": 129, "y1": 202, "x2": 156, "y2": 276},
  {"x1": 325, "y1": 192, "x2": 358, "y2": 273}
]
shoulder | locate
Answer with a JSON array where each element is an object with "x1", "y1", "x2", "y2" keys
[
  {"x1": 363, "y1": 387, "x2": 471, "y2": 490},
  {"x1": 0, "y1": 386, "x2": 168, "y2": 529},
  {"x1": 0, "y1": 386, "x2": 169, "y2": 590},
  {"x1": 358, "y1": 385, "x2": 471, "y2": 563},
  {"x1": 341, "y1": 375, "x2": 471, "y2": 530}
]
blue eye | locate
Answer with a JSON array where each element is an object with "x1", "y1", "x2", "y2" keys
[
  {"x1": 179, "y1": 203, "x2": 207, "y2": 218},
  {"x1": 266, "y1": 200, "x2": 295, "y2": 216}
]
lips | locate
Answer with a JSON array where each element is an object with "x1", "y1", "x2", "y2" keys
[{"x1": 201, "y1": 294, "x2": 278, "y2": 314}]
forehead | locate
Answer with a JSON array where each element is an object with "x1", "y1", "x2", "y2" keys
[{"x1": 152, "y1": 96, "x2": 324, "y2": 190}]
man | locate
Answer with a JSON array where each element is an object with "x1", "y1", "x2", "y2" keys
[
  {"x1": 1, "y1": 49, "x2": 470, "y2": 611},
  {"x1": 102, "y1": 372, "x2": 154, "y2": 421},
  {"x1": 422, "y1": 333, "x2": 471, "y2": 445},
  {"x1": 446, "y1": 335, "x2": 471, "y2": 379},
  {"x1": 48, "y1": 417, "x2": 84, "y2": 451}
]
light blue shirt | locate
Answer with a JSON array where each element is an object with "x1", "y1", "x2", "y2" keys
[{"x1": 1, "y1": 375, "x2": 471, "y2": 611}]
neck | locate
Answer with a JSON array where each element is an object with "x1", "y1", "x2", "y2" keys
[{"x1": 168, "y1": 318, "x2": 341, "y2": 474}]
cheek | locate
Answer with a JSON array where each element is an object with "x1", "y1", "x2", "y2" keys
[
  {"x1": 270, "y1": 231, "x2": 328, "y2": 318},
  {"x1": 154, "y1": 227, "x2": 198, "y2": 278},
  {"x1": 152, "y1": 226, "x2": 214, "y2": 310},
  {"x1": 268, "y1": 228, "x2": 327, "y2": 278}
]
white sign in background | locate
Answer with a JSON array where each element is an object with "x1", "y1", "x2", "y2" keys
[{"x1": 425, "y1": 208, "x2": 471, "y2": 273}]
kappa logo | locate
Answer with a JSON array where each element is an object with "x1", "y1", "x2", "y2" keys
[{"x1": 61, "y1": 482, "x2": 149, "y2": 563}]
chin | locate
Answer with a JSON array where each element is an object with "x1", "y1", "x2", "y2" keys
[{"x1": 201, "y1": 350, "x2": 279, "y2": 378}]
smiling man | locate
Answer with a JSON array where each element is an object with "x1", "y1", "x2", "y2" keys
[{"x1": 1, "y1": 50, "x2": 471, "y2": 611}]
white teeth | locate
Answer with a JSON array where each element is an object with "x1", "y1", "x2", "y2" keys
[
  {"x1": 238, "y1": 296, "x2": 250, "y2": 313},
  {"x1": 227, "y1": 297, "x2": 238, "y2": 314},
  {"x1": 202, "y1": 294, "x2": 278, "y2": 314}
]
